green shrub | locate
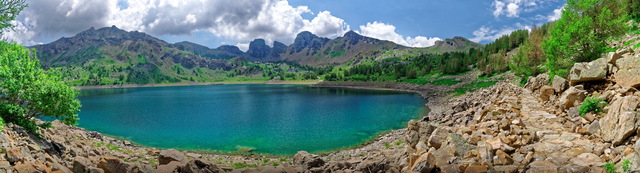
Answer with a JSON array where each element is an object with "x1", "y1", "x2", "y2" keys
[
  {"x1": 604, "y1": 162, "x2": 616, "y2": 173},
  {"x1": 622, "y1": 159, "x2": 632, "y2": 172},
  {"x1": 0, "y1": 117, "x2": 4, "y2": 130},
  {"x1": 579, "y1": 96, "x2": 606, "y2": 116}
]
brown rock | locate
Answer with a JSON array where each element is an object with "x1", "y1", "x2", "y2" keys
[
  {"x1": 559, "y1": 86, "x2": 587, "y2": 109},
  {"x1": 87, "y1": 167, "x2": 104, "y2": 173},
  {"x1": 97, "y1": 156, "x2": 136, "y2": 173},
  {"x1": 410, "y1": 152, "x2": 435, "y2": 173},
  {"x1": 159, "y1": 149, "x2": 185, "y2": 165},
  {"x1": 527, "y1": 160, "x2": 557, "y2": 173},
  {"x1": 427, "y1": 127, "x2": 451, "y2": 149},
  {"x1": 564, "y1": 148, "x2": 585, "y2": 157},
  {"x1": 493, "y1": 150, "x2": 513, "y2": 165},
  {"x1": 463, "y1": 164, "x2": 488, "y2": 173},
  {"x1": 600, "y1": 96, "x2": 640, "y2": 145},
  {"x1": 181, "y1": 159, "x2": 224, "y2": 173},
  {"x1": 13, "y1": 161, "x2": 46, "y2": 173},
  {"x1": 540, "y1": 85, "x2": 555, "y2": 101},
  {"x1": 568, "y1": 58, "x2": 608, "y2": 85},
  {"x1": 73, "y1": 156, "x2": 92, "y2": 173},
  {"x1": 156, "y1": 161, "x2": 181, "y2": 173},
  {"x1": 571, "y1": 153, "x2": 604, "y2": 167},
  {"x1": 525, "y1": 73, "x2": 549, "y2": 92},
  {"x1": 552, "y1": 76, "x2": 569, "y2": 93},
  {"x1": 614, "y1": 54, "x2": 640, "y2": 88},
  {"x1": 292, "y1": 151, "x2": 325, "y2": 169}
]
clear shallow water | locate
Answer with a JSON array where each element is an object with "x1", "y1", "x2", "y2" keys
[{"x1": 76, "y1": 84, "x2": 426, "y2": 155}]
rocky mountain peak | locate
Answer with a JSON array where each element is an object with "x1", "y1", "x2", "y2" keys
[{"x1": 291, "y1": 31, "x2": 329, "y2": 53}]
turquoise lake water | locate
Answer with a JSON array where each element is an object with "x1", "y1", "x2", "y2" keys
[{"x1": 76, "y1": 84, "x2": 427, "y2": 155}]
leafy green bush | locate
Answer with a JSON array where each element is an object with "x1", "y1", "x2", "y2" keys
[
  {"x1": 0, "y1": 42, "x2": 81, "y2": 135},
  {"x1": 579, "y1": 96, "x2": 606, "y2": 116},
  {"x1": 622, "y1": 159, "x2": 632, "y2": 172},
  {"x1": 543, "y1": 0, "x2": 627, "y2": 79},
  {"x1": 604, "y1": 162, "x2": 616, "y2": 173}
]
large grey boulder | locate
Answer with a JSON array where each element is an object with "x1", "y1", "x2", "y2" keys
[
  {"x1": 568, "y1": 58, "x2": 608, "y2": 85},
  {"x1": 614, "y1": 54, "x2": 640, "y2": 88},
  {"x1": 600, "y1": 95, "x2": 640, "y2": 145}
]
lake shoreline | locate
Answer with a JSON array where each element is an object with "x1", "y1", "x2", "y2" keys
[{"x1": 73, "y1": 80, "x2": 323, "y2": 90}]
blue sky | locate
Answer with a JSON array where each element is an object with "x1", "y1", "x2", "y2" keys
[{"x1": 3, "y1": 0, "x2": 565, "y2": 51}]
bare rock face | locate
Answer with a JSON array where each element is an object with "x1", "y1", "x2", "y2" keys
[
  {"x1": 600, "y1": 96, "x2": 640, "y2": 145},
  {"x1": 558, "y1": 86, "x2": 587, "y2": 109},
  {"x1": 159, "y1": 149, "x2": 185, "y2": 165},
  {"x1": 614, "y1": 54, "x2": 640, "y2": 88},
  {"x1": 293, "y1": 151, "x2": 325, "y2": 169},
  {"x1": 568, "y1": 58, "x2": 608, "y2": 85}
]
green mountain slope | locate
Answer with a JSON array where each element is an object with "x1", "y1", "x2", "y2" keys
[{"x1": 30, "y1": 26, "x2": 314, "y2": 86}]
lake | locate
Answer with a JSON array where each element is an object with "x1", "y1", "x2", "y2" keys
[{"x1": 76, "y1": 84, "x2": 427, "y2": 155}]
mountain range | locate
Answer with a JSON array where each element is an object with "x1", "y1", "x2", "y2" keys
[{"x1": 30, "y1": 26, "x2": 483, "y2": 85}]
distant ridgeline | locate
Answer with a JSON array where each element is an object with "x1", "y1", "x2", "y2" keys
[{"x1": 31, "y1": 26, "x2": 483, "y2": 86}]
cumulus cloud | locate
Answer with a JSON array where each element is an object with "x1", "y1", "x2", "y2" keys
[
  {"x1": 547, "y1": 4, "x2": 564, "y2": 21},
  {"x1": 470, "y1": 25, "x2": 529, "y2": 43},
  {"x1": 5, "y1": 0, "x2": 352, "y2": 46},
  {"x1": 492, "y1": 0, "x2": 554, "y2": 18},
  {"x1": 358, "y1": 21, "x2": 441, "y2": 48}
]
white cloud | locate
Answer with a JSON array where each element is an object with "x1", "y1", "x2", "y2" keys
[
  {"x1": 492, "y1": 1, "x2": 506, "y2": 17},
  {"x1": 5, "y1": 0, "x2": 351, "y2": 47},
  {"x1": 547, "y1": 4, "x2": 564, "y2": 21},
  {"x1": 357, "y1": 21, "x2": 441, "y2": 47},
  {"x1": 235, "y1": 43, "x2": 250, "y2": 52},
  {"x1": 492, "y1": 0, "x2": 554, "y2": 18},
  {"x1": 470, "y1": 26, "x2": 519, "y2": 43},
  {"x1": 506, "y1": 3, "x2": 520, "y2": 17}
]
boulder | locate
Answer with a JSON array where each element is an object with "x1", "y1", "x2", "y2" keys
[
  {"x1": 570, "y1": 153, "x2": 604, "y2": 167},
  {"x1": 568, "y1": 58, "x2": 608, "y2": 85},
  {"x1": 156, "y1": 161, "x2": 182, "y2": 173},
  {"x1": 97, "y1": 156, "x2": 136, "y2": 173},
  {"x1": 600, "y1": 96, "x2": 640, "y2": 145},
  {"x1": 292, "y1": 151, "x2": 325, "y2": 169},
  {"x1": 159, "y1": 149, "x2": 185, "y2": 165},
  {"x1": 525, "y1": 73, "x2": 549, "y2": 91},
  {"x1": 552, "y1": 76, "x2": 569, "y2": 93},
  {"x1": 539, "y1": 85, "x2": 555, "y2": 101},
  {"x1": 410, "y1": 152, "x2": 435, "y2": 173},
  {"x1": 181, "y1": 159, "x2": 224, "y2": 173},
  {"x1": 527, "y1": 160, "x2": 557, "y2": 173},
  {"x1": 73, "y1": 156, "x2": 93, "y2": 173},
  {"x1": 558, "y1": 86, "x2": 587, "y2": 109},
  {"x1": 464, "y1": 165, "x2": 488, "y2": 173},
  {"x1": 427, "y1": 127, "x2": 451, "y2": 149},
  {"x1": 493, "y1": 150, "x2": 513, "y2": 165},
  {"x1": 614, "y1": 55, "x2": 640, "y2": 88}
]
